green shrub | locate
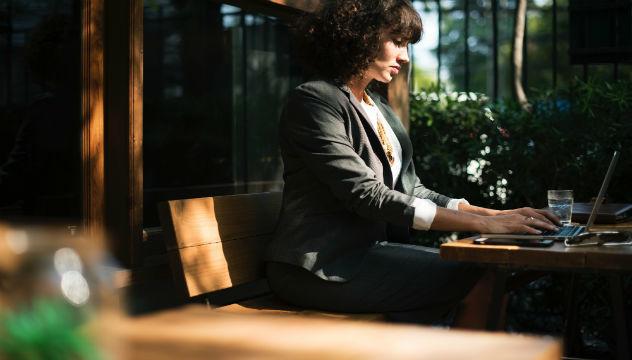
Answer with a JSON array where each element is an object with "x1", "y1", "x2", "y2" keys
[{"x1": 410, "y1": 78, "x2": 632, "y2": 217}]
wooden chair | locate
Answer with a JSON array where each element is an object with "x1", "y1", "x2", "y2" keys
[{"x1": 158, "y1": 192, "x2": 383, "y2": 321}]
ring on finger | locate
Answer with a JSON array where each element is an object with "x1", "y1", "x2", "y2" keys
[{"x1": 525, "y1": 216, "x2": 535, "y2": 221}]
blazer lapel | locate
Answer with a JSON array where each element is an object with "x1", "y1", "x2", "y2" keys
[{"x1": 339, "y1": 85, "x2": 394, "y2": 188}]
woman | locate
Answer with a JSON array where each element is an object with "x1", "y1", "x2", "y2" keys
[{"x1": 265, "y1": 0, "x2": 559, "y2": 326}]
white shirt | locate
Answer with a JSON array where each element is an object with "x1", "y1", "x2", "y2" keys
[{"x1": 360, "y1": 95, "x2": 468, "y2": 230}]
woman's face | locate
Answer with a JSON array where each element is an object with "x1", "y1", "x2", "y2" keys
[{"x1": 365, "y1": 33, "x2": 410, "y2": 83}]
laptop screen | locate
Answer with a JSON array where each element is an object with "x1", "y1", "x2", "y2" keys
[{"x1": 586, "y1": 151, "x2": 620, "y2": 227}]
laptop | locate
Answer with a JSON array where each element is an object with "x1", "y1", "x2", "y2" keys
[
  {"x1": 480, "y1": 151, "x2": 620, "y2": 241},
  {"x1": 570, "y1": 202, "x2": 632, "y2": 224}
]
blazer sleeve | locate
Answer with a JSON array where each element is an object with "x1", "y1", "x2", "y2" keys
[
  {"x1": 281, "y1": 90, "x2": 416, "y2": 227},
  {"x1": 412, "y1": 174, "x2": 452, "y2": 207}
]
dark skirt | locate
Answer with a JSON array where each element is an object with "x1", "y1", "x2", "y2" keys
[{"x1": 266, "y1": 241, "x2": 483, "y2": 325}]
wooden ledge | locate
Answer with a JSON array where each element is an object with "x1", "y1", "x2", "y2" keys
[{"x1": 118, "y1": 305, "x2": 561, "y2": 360}]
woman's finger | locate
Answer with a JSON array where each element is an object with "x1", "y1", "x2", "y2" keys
[
  {"x1": 523, "y1": 215, "x2": 558, "y2": 231},
  {"x1": 535, "y1": 209, "x2": 562, "y2": 225},
  {"x1": 521, "y1": 208, "x2": 554, "y2": 225},
  {"x1": 520, "y1": 224, "x2": 542, "y2": 235},
  {"x1": 520, "y1": 208, "x2": 559, "y2": 226}
]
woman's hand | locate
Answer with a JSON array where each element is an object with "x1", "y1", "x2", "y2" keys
[
  {"x1": 496, "y1": 207, "x2": 562, "y2": 226},
  {"x1": 431, "y1": 206, "x2": 560, "y2": 234},
  {"x1": 479, "y1": 212, "x2": 559, "y2": 235},
  {"x1": 458, "y1": 204, "x2": 560, "y2": 226}
]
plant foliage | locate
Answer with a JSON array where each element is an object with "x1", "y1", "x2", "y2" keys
[
  {"x1": 409, "y1": 78, "x2": 632, "y2": 356},
  {"x1": 410, "y1": 78, "x2": 632, "y2": 215}
]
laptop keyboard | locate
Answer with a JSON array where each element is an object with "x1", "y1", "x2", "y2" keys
[{"x1": 541, "y1": 225, "x2": 583, "y2": 237}]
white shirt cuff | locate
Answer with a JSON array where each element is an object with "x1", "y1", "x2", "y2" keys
[
  {"x1": 411, "y1": 198, "x2": 437, "y2": 231},
  {"x1": 446, "y1": 198, "x2": 469, "y2": 211}
]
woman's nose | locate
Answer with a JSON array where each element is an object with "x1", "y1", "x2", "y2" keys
[{"x1": 397, "y1": 46, "x2": 409, "y2": 64}]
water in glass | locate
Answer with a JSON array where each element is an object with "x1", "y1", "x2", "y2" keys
[{"x1": 548, "y1": 190, "x2": 573, "y2": 225}]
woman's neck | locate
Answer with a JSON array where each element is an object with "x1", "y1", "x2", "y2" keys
[{"x1": 347, "y1": 76, "x2": 372, "y2": 103}]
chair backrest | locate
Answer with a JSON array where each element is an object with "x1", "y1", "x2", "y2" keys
[{"x1": 159, "y1": 192, "x2": 282, "y2": 298}]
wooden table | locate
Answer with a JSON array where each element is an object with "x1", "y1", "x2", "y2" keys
[
  {"x1": 115, "y1": 305, "x2": 561, "y2": 360},
  {"x1": 440, "y1": 222, "x2": 632, "y2": 359},
  {"x1": 440, "y1": 236, "x2": 632, "y2": 272}
]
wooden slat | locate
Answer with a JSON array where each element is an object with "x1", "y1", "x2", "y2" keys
[
  {"x1": 159, "y1": 192, "x2": 282, "y2": 251},
  {"x1": 117, "y1": 305, "x2": 562, "y2": 360},
  {"x1": 158, "y1": 193, "x2": 280, "y2": 297},
  {"x1": 174, "y1": 235, "x2": 269, "y2": 297}
]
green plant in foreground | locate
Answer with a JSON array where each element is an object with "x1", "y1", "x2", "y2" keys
[{"x1": 0, "y1": 299, "x2": 100, "y2": 360}]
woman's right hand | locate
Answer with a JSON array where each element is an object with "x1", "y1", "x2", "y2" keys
[{"x1": 479, "y1": 213, "x2": 559, "y2": 234}]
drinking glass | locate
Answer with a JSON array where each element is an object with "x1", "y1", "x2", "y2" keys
[{"x1": 548, "y1": 190, "x2": 574, "y2": 225}]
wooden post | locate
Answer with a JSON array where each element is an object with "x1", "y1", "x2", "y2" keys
[
  {"x1": 104, "y1": 0, "x2": 143, "y2": 267},
  {"x1": 82, "y1": 0, "x2": 105, "y2": 243}
]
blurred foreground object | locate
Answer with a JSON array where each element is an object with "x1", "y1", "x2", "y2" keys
[
  {"x1": 117, "y1": 305, "x2": 561, "y2": 360},
  {"x1": 0, "y1": 224, "x2": 121, "y2": 359}
]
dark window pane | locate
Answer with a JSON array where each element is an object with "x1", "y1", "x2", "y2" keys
[
  {"x1": 143, "y1": 1, "x2": 303, "y2": 227},
  {"x1": 0, "y1": 0, "x2": 82, "y2": 223}
]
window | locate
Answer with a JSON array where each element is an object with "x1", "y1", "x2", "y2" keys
[
  {"x1": 143, "y1": 1, "x2": 304, "y2": 226},
  {"x1": 0, "y1": 0, "x2": 82, "y2": 222}
]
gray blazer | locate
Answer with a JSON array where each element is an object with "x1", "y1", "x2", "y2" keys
[{"x1": 266, "y1": 80, "x2": 454, "y2": 282}]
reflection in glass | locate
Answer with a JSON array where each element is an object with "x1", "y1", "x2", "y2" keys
[
  {"x1": 143, "y1": 1, "x2": 304, "y2": 226},
  {"x1": 0, "y1": 0, "x2": 82, "y2": 222}
]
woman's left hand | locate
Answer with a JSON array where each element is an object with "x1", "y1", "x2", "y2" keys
[{"x1": 497, "y1": 207, "x2": 562, "y2": 226}]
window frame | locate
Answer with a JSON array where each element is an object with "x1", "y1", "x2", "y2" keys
[{"x1": 90, "y1": 0, "x2": 410, "y2": 266}]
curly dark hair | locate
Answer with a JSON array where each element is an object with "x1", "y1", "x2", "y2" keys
[{"x1": 293, "y1": 0, "x2": 422, "y2": 84}]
